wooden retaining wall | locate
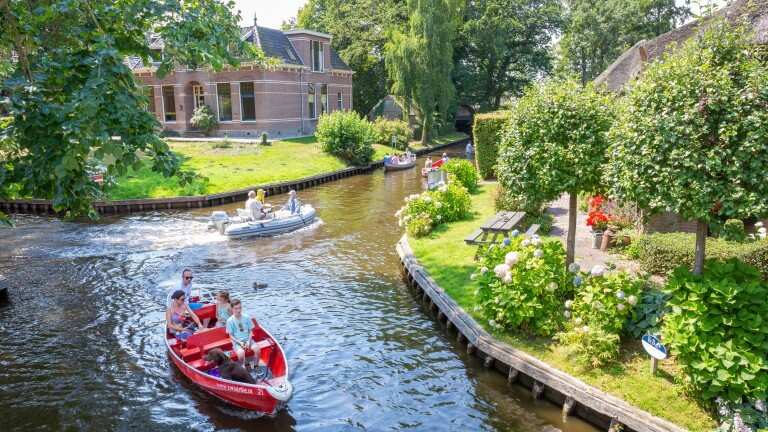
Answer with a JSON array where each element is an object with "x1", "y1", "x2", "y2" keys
[
  {"x1": 396, "y1": 235, "x2": 685, "y2": 432},
  {"x1": 0, "y1": 137, "x2": 468, "y2": 216}
]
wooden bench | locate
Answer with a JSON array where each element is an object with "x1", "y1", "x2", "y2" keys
[{"x1": 464, "y1": 211, "x2": 525, "y2": 245}]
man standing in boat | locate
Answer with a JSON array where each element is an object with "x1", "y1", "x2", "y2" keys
[{"x1": 226, "y1": 299, "x2": 261, "y2": 371}]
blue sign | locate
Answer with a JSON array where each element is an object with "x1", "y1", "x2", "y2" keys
[{"x1": 642, "y1": 334, "x2": 668, "y2": 360}]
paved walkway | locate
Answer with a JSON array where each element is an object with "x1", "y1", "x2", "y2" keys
[{"x1": 546, "y1": 194, "x2": 640, "y2": 274}]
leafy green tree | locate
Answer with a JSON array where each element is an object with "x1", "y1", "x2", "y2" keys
[
  {"x1": 453, "y1": 0, "x2": 562, "y2": 111},
  {"x1": 0, "y1": 0, "x2": 267, "y2": 217},
  {"x1": 556, "y1": 0, "x2": 689, "y2": 84},
  {"x1": 385, "y1": 0, "x2": 463, "y2": 145},
  {"x1": 608, "y1": 21, "x2": 768, "y2": 275},
  {"x1": 497, "y1": 79, "x2": 614, "y2": 265},
  {"x1": 296, "y1": 0, "x2": 407, "y2": 116}
]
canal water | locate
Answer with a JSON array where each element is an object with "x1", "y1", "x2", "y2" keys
[{"x1": 0, "y1": 145, "x2": 596, "y2": 432}]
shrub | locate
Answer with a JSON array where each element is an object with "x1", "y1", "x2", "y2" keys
[
  {"x1": 721, "y1": 219, "x2": 746, "y2": 242},
  {"x1": 373, "y1": 118, "x2": 411, "y2": 150},
  {"x1": 0, "y1": 116, "x2": 12, "y2": 130},
  {"x1": 316, "y1": 111, "x2": 376, "y2": 166},
  {"x1": 473, "y1": 235, "x2": 572, "y2": 336},
  {"x1": 494, "y1": 185, "x2": 544, "y2": 214},
  {"x1": 190, "y1": 105, "x2": 217, "y2": 136},
  {"x1": 396, "y1": 183, "x2": 472, "y2": 237},
  {"x1": 472, "y1": 111, "x2": 510, "y2": 179},
  {"x1": 625, "y1": 288, "x2": 670, "y2": 339},
  {"x1": 663, "y1": 259, "x2": 768, "y2": 402},
  {"x1": 632, "y1": 233, "x2": 768, "y2": 276},
  {"x1": 442, "y1": 159, "x2": 479, "y2": 193},
  {"x1": 261, "y1": 132, "x2": 269, "y2": 145},
  {"x1": 558, "y1": 268, "x2": 644, "y2": 367}
]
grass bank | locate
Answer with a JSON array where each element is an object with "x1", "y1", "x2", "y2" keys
[
  {"x1": 106, "y1": 132, "x2": 467, "y2": 200},
  {"x1": 408, "y1": 183, "x2": 717, "y2": 431}
]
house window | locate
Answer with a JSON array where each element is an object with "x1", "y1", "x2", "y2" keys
[
  {"x1": 162, "y1": 86, "x2": 176, "y2": 122},
  {"x1": 337, "y1": 92, "x2": 343, "y2": 110},
  {"x1": 192, "y1": 85, "x2": 205, "y2": 111},
  {"x1": 217, "y1": 83, "x2": 232, "y2": 121},
  {"x1": 143, "y1": 86, "x2": 156, "y2": 115},
  {"x1": 240, "y1": 82, "x2": 256, "y2": 121},
  {"x1": 320, "y1": 84, "x2": 328, "y2": 116},
  {"x1": 311, "y1": 41, "x2": 324, "y2": 72},
  {"x1": 307, "y1": 84, "x2": 316, "y2": 118}
]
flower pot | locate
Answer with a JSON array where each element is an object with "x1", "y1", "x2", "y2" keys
[
  {"x1": 601, "y1": 230, "x2": 614, "y2": 251},
  {"x1": 592, "y1": 231, "x2": 604, "y2": 249}
]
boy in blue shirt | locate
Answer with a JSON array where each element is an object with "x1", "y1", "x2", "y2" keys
[{"x1": 226, "y1": 299, "x2": 260, "y2": 369}]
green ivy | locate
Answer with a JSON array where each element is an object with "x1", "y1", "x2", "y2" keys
[{"x1": 663, "y1": 259, "x2": 768, "y2": 402}]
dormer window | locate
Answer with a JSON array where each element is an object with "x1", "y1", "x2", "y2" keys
[{"x1": 311, "y1": 41, "x2": 324, "y2": 72}]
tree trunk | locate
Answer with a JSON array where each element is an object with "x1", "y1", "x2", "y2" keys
[
  {"x1": 566, "y1": 192, "x2": 577, "y2": 266},
  {"x1": 421, "y1": 113, "x2": 432, "y2": 146},
  {"x1": 693, "y1": 219, "x2": 707, "y2": 275}
]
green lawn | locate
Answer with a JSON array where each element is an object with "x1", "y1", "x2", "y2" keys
[
  {"x1": 106, "y1": 132, "x2": 466, "y2": 200},
  {"x1": 409, "y1": 183, "x2": 717, "y2": 432}
]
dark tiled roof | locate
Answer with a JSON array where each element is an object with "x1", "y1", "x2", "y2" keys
[
  {"x1": 330, "y1": 48, "x2": 351, "y2": 71},
  {"x1": 126, "y1": 26, "x2": 352, "y2": 71},
  {"x1": 596, "y1": 0, "x2": 768, "y2": 91}
]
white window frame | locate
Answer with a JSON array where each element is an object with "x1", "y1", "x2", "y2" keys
[
  {"x1": 161, "y1": 85, "x2": 176, "y2": 123},
  {"x1": 240, "y1": 81, "x2": 257, "y2": 122},
  {"x1": 311, "y1": 41, "x2": 324, "y2": 72},
  {"x1": 307, "y1": 84, "x2": 316, "y2": 119},
  {"x1": 216, "y1": 83, "x2": 233, "y2": 122},
  {"x1": 192, "y1": 85, "x2": 205, "y2": 111},
  {"x1": 337, "y1": 92, "x2": 343, "y2": 110}
]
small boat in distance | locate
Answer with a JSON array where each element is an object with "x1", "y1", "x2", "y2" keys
[
  {"x1": 165, "y1": 301, "x2": 293, "y2": 415},
  {"x1": 384, "y1": 154, "x2": 416, "y2": 172},
  {"x1": 421, "y1": 158, "x2": 445, "y2": 177},
  {"x1": 209, "y1": 203, "x2": 317, "y2": 239}
]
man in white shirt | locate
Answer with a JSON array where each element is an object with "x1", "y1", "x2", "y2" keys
[{"x1": 167, "y1": 268, "x2": 203, "y2": 310}]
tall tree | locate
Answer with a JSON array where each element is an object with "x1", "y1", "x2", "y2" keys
[
  {"x1": 385, "y1": 0, "x2": 463, "y2": 145},
  {"x1": 453, "y1": 0, "x2": 562, "y2": 111},
  {"x1": 556, "y1": 0, "x2": 689, "y2": 84},
  {"x1": 608, "y1": 21, "x2": 768, "y2": 275},
  {"x1": 0, "y1": 0, "x2": 266, "y2": 217},
  {"x1": 497, "y1": 79, "x2": 614, "y2": 266},
  {"x1": 295, "y1": 0, "x2": 407, "y2": 116}
]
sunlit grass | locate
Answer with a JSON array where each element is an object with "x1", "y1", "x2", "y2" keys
[{"x1": 409, "y1": 183, "x2": 717, "y2": 431}]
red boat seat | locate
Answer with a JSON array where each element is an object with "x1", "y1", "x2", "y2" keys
[
  {"x1": 180, "y1": 327, "x2": 230, "y2": 361},
  {"x1": 194, "y1": 304, "x2": 217, "y2": 322},
  {"x1": 227, "y1": 338, "x2": 274, "y2": 361}
]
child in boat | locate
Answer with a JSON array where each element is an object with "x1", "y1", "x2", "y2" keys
[
  {"x1": 215, "y1": 291, "x2": 232, "y2": 328},
  {"x1": 226, "y1": 299, "x2": 261, "y2": 369},
  {"x1": 167, "y1": 290, "x2": 203, "y2": 342}
]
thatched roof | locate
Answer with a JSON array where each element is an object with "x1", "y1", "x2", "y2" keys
[{"x1": 595, "y1": 0, "x2": 768, "y2": 92}]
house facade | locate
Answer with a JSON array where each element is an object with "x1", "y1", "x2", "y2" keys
[{"x1": 129, "y1": 23, "x2": 353, "y2": 138}]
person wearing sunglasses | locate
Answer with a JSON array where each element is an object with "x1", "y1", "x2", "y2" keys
[
  {"x1": 166, "y1": 268, "x2": 204, "y2": 311},
  {"x1": 226, "y1": 299, "x2": 260, "y2": 370}
]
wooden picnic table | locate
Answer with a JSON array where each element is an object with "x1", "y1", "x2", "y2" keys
[{"x1": 464, "y1": 211, "x2": 540, "y2": 246}]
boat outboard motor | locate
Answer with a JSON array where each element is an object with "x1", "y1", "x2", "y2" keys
[{"x1": 209, "y1": 211, "x2": 230, "y2": 234}]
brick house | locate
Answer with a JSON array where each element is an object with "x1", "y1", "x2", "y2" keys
[{"x1": 129, "y1": 20, "x2": 353, "y2": 138}]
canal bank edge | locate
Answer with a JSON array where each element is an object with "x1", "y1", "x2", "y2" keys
[
  {"x1": 396, "y1": 234, "x2": 685, "y2": 432},
  {"x1": 0, "y1": 137, "x2": 470, "y2": 216}
]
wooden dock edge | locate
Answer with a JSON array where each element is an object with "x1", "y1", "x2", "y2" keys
[
  {"x1": 0, "y1": 137, "x2": 469, "y2": 216},
  {"x1": 396, "y1": 234, "x2": 687, "y2": 432}
]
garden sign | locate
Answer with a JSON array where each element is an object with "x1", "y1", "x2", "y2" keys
[{"x1": 641, "y1": 334, "x2": 668, "y2": 374}]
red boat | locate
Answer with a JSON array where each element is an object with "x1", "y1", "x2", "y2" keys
[
  {"x1": 421, "y1": 158, "x2": 445, "y2": 177},
  {"x1": 165, "y1": 302, "x2": 293, "y2": 415}
]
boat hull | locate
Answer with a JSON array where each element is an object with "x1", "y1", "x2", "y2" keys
[
  {"x1": 224, "y1": 205, "x2": 316, "y2": 239},
  {"x1": 384, "y1": 161, "x2": 416, "y2": 172}
]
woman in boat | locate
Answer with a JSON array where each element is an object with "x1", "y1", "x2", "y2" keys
[
  {"x1": 226, "y1": 299, "x2": 260, "y2": 369},
  {"x1": 424, "y1": 156, "x2": 433, "y2": 170},
  {"x1": 167, "y1": 290, "x2": 203, "y2": 342},
  {"x1": 215, "y1": 290, "x2": 232, "y2": 328},
  {"x1": 285, "y1": 190, "x2": 300, "y2": 215}
]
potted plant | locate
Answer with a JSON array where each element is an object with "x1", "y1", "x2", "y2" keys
[{"x1": 591, "y1": 218, "x2": 608, "y2": 249}]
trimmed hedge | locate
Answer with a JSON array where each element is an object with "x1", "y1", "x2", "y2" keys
[
  {"x1": 472, "y1": 111, "x2": 510, "y2": 179},
  {"x1": 631, "y1": 233, "x2": 768, "y2": 276}
]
